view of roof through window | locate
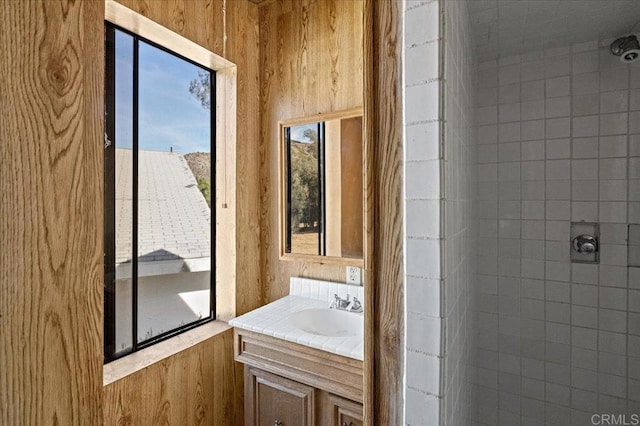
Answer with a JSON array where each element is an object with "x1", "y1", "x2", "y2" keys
[{"x1": 105, "y1": 25, "x2": 214, "y2": 361}]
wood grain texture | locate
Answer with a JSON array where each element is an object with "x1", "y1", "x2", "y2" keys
[
  {"x1": 245, "y1": 367, "x2": 316, "y2": 426},
  {"x1": 103, "y1": 322, "x2": 232, "y2": 385},
  {"x1": 114, "y1": 0, "x2": 225, "y2": 57},
  {"x1": 362, "y1": 0, "x2": 375, "y2": 423},
  {"x1": 104, "y1": 328, "x2": 242, "y2": 426},
  {"x1": 225, "y1": 0, "x2": 263, "y2": 316},
  {"x1": 366, "y1": 0, "x2": 404, "y2": 424},
  {"x1": 318, "y1": 392, "x2": 363, "y2": 426},
  {"x1": 235, "y1": 329, "x2": 364, "y2": 403},
  {"x1": 259, "y1": 0, "x2": 365, "y2": 303},
  {"x1": 0, "y1": 1, "x2": 104, "y2": 424}
]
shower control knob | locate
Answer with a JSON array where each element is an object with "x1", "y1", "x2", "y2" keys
[{"x1": 572, "y1": 235, "x2": 598, "y2": 254}]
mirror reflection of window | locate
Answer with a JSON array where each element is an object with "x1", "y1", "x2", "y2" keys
[
  {"x1": 287, "y1": 122, "x2": 323, "y2": 255},
  {"x1": 284, "y1": 115, "x2": 363, "y2": 259}
]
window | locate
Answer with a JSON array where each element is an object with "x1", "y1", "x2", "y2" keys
[{"x1": 104, "y1": 23, "x2": 215, "y2": 363}]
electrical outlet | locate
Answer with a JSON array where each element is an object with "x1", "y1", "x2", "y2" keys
[{"x1": 346, "y1": 266, "x2": 361, "y2": 285}]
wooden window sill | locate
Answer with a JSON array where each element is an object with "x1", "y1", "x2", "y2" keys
[{"x1": 103, "y1": 320, "x2": 232, "y2": 386}]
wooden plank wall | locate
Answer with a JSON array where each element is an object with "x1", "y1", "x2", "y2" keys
[
  {"x1": 103, "y1": 328, "x2": 240, "y2": 425},
  {"x1": 258, "y1": 0, "x2": 364, "y2": 302},
  {"x1": 367, "y1": 0, "x2": 404, "y2": 424},
  {"x1": 0, "y1": 1, "x2": 105, "y2": 424},
  {"x1": 1, "y1": 0, "x2": 260, "y2": 424},
  {"x1": 0, "y1": 1, "x2": 406, "y2": 425}
]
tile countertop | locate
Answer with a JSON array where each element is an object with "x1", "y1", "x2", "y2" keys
[{"x1": 229, "y1": 291, "x2": 364, "y2": 361}]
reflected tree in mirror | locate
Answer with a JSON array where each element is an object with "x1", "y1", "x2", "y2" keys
[
  {"x1": 283, "y1": 114, "x2": 363, "y2": 260},
  {"x1": 288, "y1": 123, "x2": 322, "y2": 255}
]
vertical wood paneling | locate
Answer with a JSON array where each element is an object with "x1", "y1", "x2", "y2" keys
[
  {"x1": 259, "y1": 0, "x2": 364, "y2": 302},
  {"x1": 226, "y1": 0, "x2": 263, "y2": 316},
  {"x1": 0, "y1": 1, "x2": 104, "y2": 424},
  {"x1": 362, "y1": 1, "x2": 375, "y2": 423},
  {"x1": 368, "y1": 0, "x2": 404, "y2": 424},
  {"x1": 114, "y1": 0, "x2": 225, "y2": 57},
  {"x1": 1, "y1": 0, "x2": 260, "y2": 424},
  {"x1": 104, "y1": 329, "x2": 241, "y2": 426}
]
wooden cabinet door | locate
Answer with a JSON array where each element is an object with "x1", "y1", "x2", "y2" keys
[
  {"x1": 322, "y1": 393, "x2": 363, "y2": 426},
  {"x1": 245, "y1": 367, "x2": 315, "y2": 426}
]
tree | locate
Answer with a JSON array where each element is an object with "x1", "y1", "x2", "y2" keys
[
  {"x1": 189, "y1": 71, "x2": 211, "y2": 110},
  {"x1": 197, "y1": 178, "x2": 211, "y2": 207},
  {"x1": 289, "y1": 128, "x2": 320, "y2": 234},
  {"x1": 189, "y1": 72, "x2": 213, "y2": 205}
]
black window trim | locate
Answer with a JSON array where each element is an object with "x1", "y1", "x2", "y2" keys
[{"x1": 104, "y1": 21, "x2": 216, "y2": 364}]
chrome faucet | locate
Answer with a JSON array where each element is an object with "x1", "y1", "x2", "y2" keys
[{"x1": 330, "y1": 294, "x2": 363, "y2": 313}]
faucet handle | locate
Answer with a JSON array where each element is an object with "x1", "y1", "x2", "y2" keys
[
  {"x1": 330, "y1": 294, "x2": 339, "y2": 309},
  {"x1": 346, "y1": 293, "x2": 350, "y2": 301},
  {"x1": 349, "y1": 297, "x2": 363, "y2": 313}
]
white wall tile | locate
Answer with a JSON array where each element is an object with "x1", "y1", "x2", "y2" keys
[
  {"x1": 404, "y1": 2, "x2": 445, "y2": 422},
  {"x1": 599, "y1": 135, "x2": 628, "y2": 158},
  {"x1": 405, "y1": 1, "x2": 439, "y2": 47},
  {"x1": 405, "y1": 82, "x2": 439, "y2": 123},
  {"x1": 472, "y1": 30, "x2": 638, "y2": 426}
]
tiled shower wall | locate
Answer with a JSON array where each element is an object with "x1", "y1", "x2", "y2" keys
[
  {"x1": 474, "y1": 38, "x2": 640, "y2": 425},
  {"x1": 404, "y1": 1, "x2": 442, "y2": 424},
  {"x1": 441, "y1": 0, "x2": 477, "y2": 425},
  {"x1": 403, "y1": 0, "x2": 477, "y2": 424}
]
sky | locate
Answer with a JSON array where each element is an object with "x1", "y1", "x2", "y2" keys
[
  {"x1": 290, "y1": 123, "x2": 318, "y2": 144},
  {"x1": 115, "y1": 30, "x2": 211, "y2": 154}
]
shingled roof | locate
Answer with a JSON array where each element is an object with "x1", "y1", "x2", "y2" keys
[{"x1": 115, "y1": 149, "x2": 211, "y2": 266}]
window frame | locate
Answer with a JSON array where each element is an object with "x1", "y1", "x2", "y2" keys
[{"x1": 104, "y1": 21, "x2": 216, "y2": 364}]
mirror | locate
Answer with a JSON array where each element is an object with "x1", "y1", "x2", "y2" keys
[{"x1": 280, "y1": 109, "x2": 364, "y2": 263}]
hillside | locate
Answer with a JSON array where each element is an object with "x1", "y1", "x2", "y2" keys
[
  {"x1": 184, "y1": 152, "x2": 211, "y2": 182},
  {"x1": 184, "y1": 152, "x2": 211, "y2": 206}
]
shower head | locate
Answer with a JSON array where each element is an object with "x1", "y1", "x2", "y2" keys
[{"x1": 610, "y1": 35, "x2": 640, "y2": 63}]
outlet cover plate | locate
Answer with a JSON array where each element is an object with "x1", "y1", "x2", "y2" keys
[{"x1": 346, "y1": 266, "x2": 361, "y2": 285}]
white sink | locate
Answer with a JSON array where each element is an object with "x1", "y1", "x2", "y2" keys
[{"x1": 288, "y1": 308, "x2": 363, "y2": 337}]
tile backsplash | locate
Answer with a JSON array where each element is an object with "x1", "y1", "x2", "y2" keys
[{"x1": 289, "y1": 277, "x2": 364, "y2": 305}]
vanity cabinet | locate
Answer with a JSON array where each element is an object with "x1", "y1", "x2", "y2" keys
[
  {"x1": 235, "y1": 329, "x2": 364, "y2": 426},
  {"x1": 245, "y1": 366, "x2": 363, "y2": 426},
  {"x1": 319, "y1": 393, "x2": 364, "y2": 426},
  {"x1": 245, "y1": 368, "x2": 315, "y2": 426}
]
